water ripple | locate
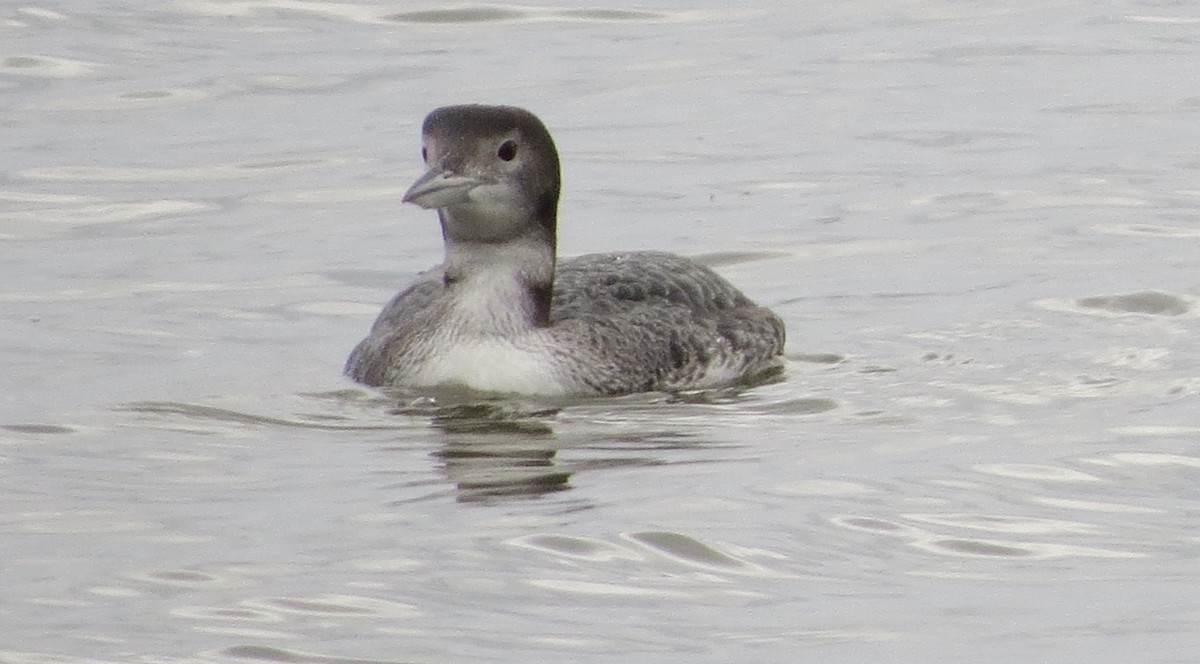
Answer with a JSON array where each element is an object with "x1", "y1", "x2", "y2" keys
[
  {"x1": 0, "y1": 54, "x2": 99, "y2": 78},
  {"x1": 33, "y1": 86, "x2": 218, "y2": 111},
  {"x1": 171, "y1": 605, "x2": 285, "y2": 622},
  {"x1": 526, "y1": 578, "x2": 690, "y2": 600},
  {"x1": 1092, "y1": 222, "x2": 1200, "y2": 238},
  {"x1": 12, "y1": 7, "x2": 69, "y2": 22},
  {"x1": 0, "y1": 510, "x2": 154, "y2": 535},
  {"x1": 975, "y1": 463, "x2": 1104, "y2": 483},
  {"x1": 764, "y1": 479, "x2": 876, "y2": 497},
  {"x1": 0, "y1": 198, "x2": 213, "y2": 238},
  {"x1": 179, "y1": 0, "x2": 672, "y2": 26},
  {"x1": 1029, "y1": 496, "x2": 1164, "y2": 514},
  {"x1": 509, "y1": 534, "x2": 642, "y2": 562},
  {"x1": 126, "y1": 567, "x2": 236, "y2": 589},
  {"x1": 0, "y1": 423, "x2": 76, "y2": 435},
  {"x1": 1076, "y1": 292, "x2": 1191, "y2": 317},
  {"x1": 386, "y1": 6, "x2": 667, "y2": 24},
  {"x1": 830, "y1": 515, "x2": 927, "y2": 537},
  {"x1": 911, "y1": 537, "x2": 1146, "y2": 560},
  {"x1": 19, "y1": 157, "x2": 341, "y2": 182},
  {"x1": 1089, "y1": 452, "x2": 1200, "y2": 469},
  {"x1": 221, "y1": 645, "x2": 404, "y2": 664},
  {"x1": 242, "y1": 594, "x2": 419, "y2": 618},
  {"x1": 903, "y1": 513, "x2": 1100, "y2": 535},
  {"x1": 117, "y1": 401, "x2": 402, "y2": 432},
  {"x1": 625, "y1": 531, "x2": 751, "y2": 570},
  {"x1": 0, "y1": 274, "x2": 332, "y2": 303}
]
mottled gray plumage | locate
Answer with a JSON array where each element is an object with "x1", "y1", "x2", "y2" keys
[{"x1": 345, "y1": 105, "x2": 785, "y2": 396}]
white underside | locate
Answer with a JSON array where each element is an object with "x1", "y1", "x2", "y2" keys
[{"x1": 406, "y1": 335, "x2": 571, "y2": 395}]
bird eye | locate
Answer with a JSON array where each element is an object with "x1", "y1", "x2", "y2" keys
[
  {"x1": 497, "y1": 140, "x2": 518, "y2": 162},
  {"x1": 421, "y1": 147, "x2": 428, "y2": 162}
]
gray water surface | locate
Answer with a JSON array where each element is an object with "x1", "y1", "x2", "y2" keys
[{"x1": 2, "y1": 1, "x2": 1199, "y2": 662}]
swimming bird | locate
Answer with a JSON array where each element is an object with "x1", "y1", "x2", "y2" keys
[{"x1": 345, "y1": 104, "x2": 785, "y2": 396}]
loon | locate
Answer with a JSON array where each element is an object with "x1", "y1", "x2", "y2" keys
[{"x1": 345, "y1": 105, "x2": 785, "y2": 396}]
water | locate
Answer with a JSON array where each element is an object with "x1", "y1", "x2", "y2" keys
[{"x1": 3, "y1": 1, "x2": 1199, "y2": 662}]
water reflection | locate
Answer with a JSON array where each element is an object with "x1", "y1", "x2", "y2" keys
[
  {"x1": 426, "y1": 404, "x2": 567, "y2": 503},
  {"x1": 377, "y1": 397, "x2": 564, "y2": 502},
  {"x1": 114, "y1": 391, "x2": 749, "y2": 504},
  {"x1": 388, "y1": 394, "x2": 757, "y2": 503}
]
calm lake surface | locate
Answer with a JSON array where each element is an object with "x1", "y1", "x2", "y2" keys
[{"x1": 3, "y1": 1, "x2": 1199, "y2": 662}]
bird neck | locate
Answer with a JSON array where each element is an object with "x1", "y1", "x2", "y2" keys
[{"x1": 441, "y1": 231, "x2": 556, "y2": 332}]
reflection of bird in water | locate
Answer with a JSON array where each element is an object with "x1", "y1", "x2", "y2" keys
[
  {"x1": 346, "y1": 105, "x2": 785, "y2": 396},
  {"x1": 430, "y1": 405, "x2": 569, "y2": 503}
]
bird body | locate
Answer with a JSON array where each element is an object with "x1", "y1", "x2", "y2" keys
[{"x1": 346, "y1": 105, "x2": 784, "y2": 396}]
